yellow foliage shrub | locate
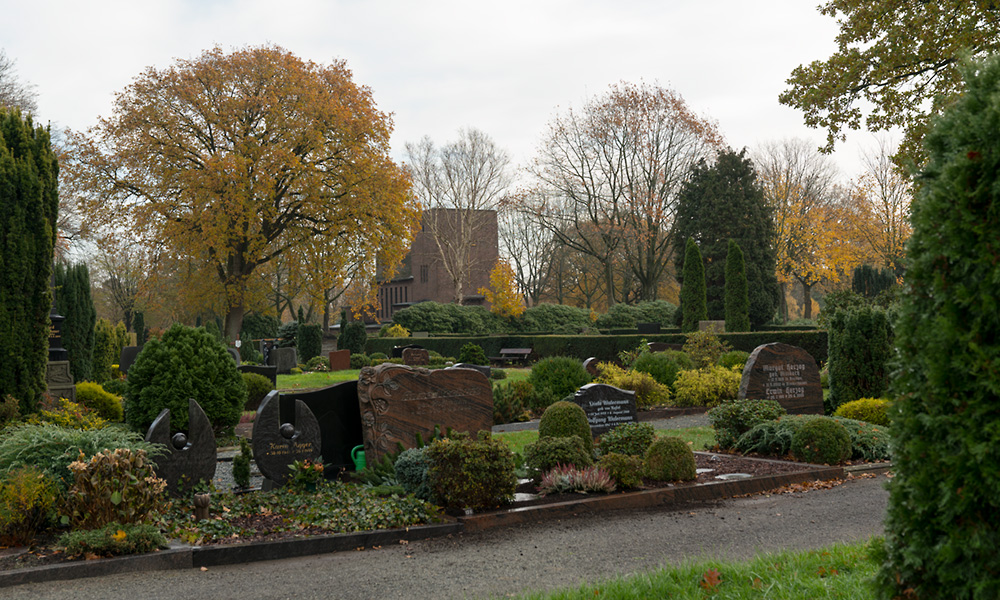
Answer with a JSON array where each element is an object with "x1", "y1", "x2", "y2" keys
[{"x1": 672, "y1": 366, "x2": 742, "y2": 407}]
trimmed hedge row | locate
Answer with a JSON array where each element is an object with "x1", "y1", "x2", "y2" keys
[{"x1": 366, "y1": 330, "x2": 827, "y2": 363}]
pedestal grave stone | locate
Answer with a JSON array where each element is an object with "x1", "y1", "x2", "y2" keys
[
  {"x1": 738, "y1": 343, "x2": 823, "y2": 414},
  {"x1": 281, "y1": 381, "x2": 363, "y2": 475},
  {"x1": 357, "y1": 364, "x2": 493, "y2": 467},
  {"x1": 145, "y1": 398, "x2": 217, "y2": 495},
  {"x1": 572, "y1": 384, "x2": 637, "y2": 436},
  {"x1": 252, "y1": 391, "x2": 321, "y2": 486},
  {"x1": 402, "y1": 347, "x2": 430, "y2": 366},
  {"x1": 45, "y1": 308, "x2": 75, "y2": 402}
]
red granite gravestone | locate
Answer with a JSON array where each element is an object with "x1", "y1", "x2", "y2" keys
[
  {"x1": 357, "y1": 363, "x2": 493, "y2": 467},
  {"x1": 738, "y1": 343, "x2": 823, "y2": 414},
  {"x1": 402, "y1": 347, "x2": 430, "y2": 366},
  {"x1": 329, "y1": 349, "x2": 350, "y2": 371}
]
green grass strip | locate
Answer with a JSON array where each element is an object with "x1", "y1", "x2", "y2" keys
[{"x1": 516, "y1": 539, "x2": 879, "y2": 599}]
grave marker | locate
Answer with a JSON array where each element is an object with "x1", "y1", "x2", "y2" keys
[
  {"x1": 252, "y1": 390, "x2": 322, "y2": 486},
  {"x1": 572, "y1": 384, "x2": 637, "y2": 436},
  {"x1": 402, "y1": 347, "x2": 430, "y2": 366},
  {"x1": 738, "y1": 342, "x2": 823, "y2": 414},
  {"x1": 145, "y1": 398, "x2": 217, "y2": 495},
  {"x1": 281, "y1": 381, "x2": 363, "y2": 474},
  {"x1": 328, "y1": 349, "x2": 350, "y2": 371},
  {"x1": 357, "y1": 364, "x2": 493, "y2": 467}
]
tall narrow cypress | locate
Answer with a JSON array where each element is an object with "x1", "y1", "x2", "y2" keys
[
  {"x1": 0, "y1": 110, "x2": 59, "y2": 413},
  {"x1": 724, "y1": 240, "x2": 750, "y2": 332},
  {"x1": 680, "y1": 238, "x2": 707, "y2": 332},
  {"x1": 54, "y1": 262, "x2": 96, "y2": 381}
]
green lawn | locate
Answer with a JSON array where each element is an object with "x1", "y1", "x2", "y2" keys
[
  {"x1": 518, "y1": 539, "x2": 880, "y2": 599},
  {"x1": 276, "y1": 369, "x2": 362, "y2": 390}
]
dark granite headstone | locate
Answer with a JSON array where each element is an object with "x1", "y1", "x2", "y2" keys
[
  {"x1": 637, "y1": 322, "x2": 662, "y2": 334},
  {"x1": 252, "y1": 390, "x2": 322, "y2": 486},
  {"x1": 268, "y1": 347, "x2": 298, "y2": 374},
  {"x1": 583, "y1": 357, "x2": 601, "y2": 377},
  {"x1": 572, "y1": 384, "x2": 637, "y2": 436},
  {"x1": 738, "y1": 343, "x2": 823, "y2": 414},
  {"x1": 647, "y1": 342, "x2": 684, "y2": 353},
  {"x1": 145, "y1": 398, "x2": 217, "y2": 495},
  {"x1": 402, "y1": 347, "x2": 430, "y2": 366},
  {"x1": 329, "y1": 349, "x2": 350, "y2": 371},
  {"x1": 281, "y1": 381, "x2": 363, "y2": 474},
  {"x1": 391, "y1": 344, "x2": 424, "y2": 358},
  {"x1": 226, "y1": 347, "x2": 241, "y2": 366},
  {"x1": 357, "y1": 364, "x2": 493, "y2": 467},
  {"x1": 238, "y1": 364, "x2": 277, "y2": 388},
  {"x1": 450, "y1": 363, "x2": 491, "y2": 378},
  {"x1": 119, "y1": 346, "x2": 142, "y2": 374},
  {"x1": 48, "y1": 308, "x2": 69, "y2": 362}
]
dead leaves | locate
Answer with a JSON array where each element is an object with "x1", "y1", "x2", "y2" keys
[{"x1": 700, "y1": 568, "x2": 722, "y2": 590}]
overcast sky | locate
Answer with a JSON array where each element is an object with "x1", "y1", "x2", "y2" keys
[{"x1": 4, "y1": 0, "x2": 880, "y2": 180}]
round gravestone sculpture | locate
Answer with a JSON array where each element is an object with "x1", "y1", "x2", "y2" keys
[
  {"x1": 252, "y1": 390, "x2": 322, "y2": 486},
  {"x1": 145, "y1": 398, "x2": 218, "y2": 495}
]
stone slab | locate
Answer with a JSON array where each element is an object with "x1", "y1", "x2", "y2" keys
[
  {"x1": 573, "y1": 384, "x2": 637, "y2": 436},
  {"x1": 238, "y1": 365, "x2": 277, "y2": 389},
  {"x1": 145, "y1": 398, "x2": 217, "y2": 495},
  {"x1": 391, "y1": 344, "x2": 424, "y2": 358},
  {"x1": 252, "y1": 390, "x2": 321, "y2": 485},
  {"x1": 402, "y1": 347, "x2": 430, "y2": 366},
  {"x1": 119, "y1": 346, "x2": 142, "y2": 374},
  {"x1": 328, "y1": 349, "x2": 350, "y2": 371},
  {"x1": 738, "y1": 342, "x2": 823, "y2": 414},
  {"x1": 357, "y1": 363, "x2": 493, "y2": 467},
  {"x1": 268, "y1": 347, "x2": 298, "y2": 374},
  {"x1": 281, "y1": 381, "x2": 363, "y2": 474}
]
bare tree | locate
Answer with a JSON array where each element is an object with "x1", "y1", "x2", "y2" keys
[
  {"x1": 497, "y1": 193, "x2": 558, "y2": 307},
  {"x1": 0, "y1": 50, "x2": 37, "y2": 113},
  {"x1": 525, "y1": 82, "x2": 721, "y2": 305},
  {"x1": 405, "y1": 128, "x2": 511, "y2": 304},
  {"x1": 849, "y1": 138, "x2": 912, "y2": 277}
]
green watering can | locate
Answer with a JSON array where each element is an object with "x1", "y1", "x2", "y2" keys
[{"x1": 351, "y1": 445, "x2": 366, "y2": 472}]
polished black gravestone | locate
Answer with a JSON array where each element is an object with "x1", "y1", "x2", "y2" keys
[
  {"x1": 238, "y1": 364, "x2": 277, "y2": 388},
  {"x1": 226, "y1": 347, "x2": 241, "y2": 366},
  {"x1": 252, "y1": 390, "x2": 321, "y2": 486},
  {"x1": 145, "y1": 398, "x2": 217, "y2": 495},
  {"x1": 281, "y1": 381, "x2": 363, "y2": 475},
  {"x1": 572, "y1": 384, "x2": 637, "y2": 436},
  {"x1": 119, "y1": 346, "x2": 142, "y2": 374},
  {"x1": 738, "y1": 342, "x2": 823, "y2": 414}
]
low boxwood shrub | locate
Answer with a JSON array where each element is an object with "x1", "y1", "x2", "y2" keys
[
  {"x1": 631, "y1": 350, "x2": 693, "y2": 388},
  {"x1": 240, "y1": 373, "x2": 273, "y2": 412},
  {"x1": 59, "y1": 522, "x2": 168, "y2": 558},
  {"x1": 597, "y1": 452, "x2": 645, "y2": 489},
  {"x1": 74, "y1": 382, "x2": 123, "y2": 422},
  {"x1": 833, "y1": 397, "x2": 891, "y2": 427},
  {"x1": 489, "y1": 368, "x2": 507, "y2": 380},
  {"x1": 790, "y1": 417, "x2": 852, "y2": 465},
  {"x1": 538, "y1": 400, "x2": 593, "y2": 454},
  {"x1": 0, "y1": 466, "x2": 59, "y2": 546},
  {"x1": 593, "y1": 363, "x2": 671, "y2": 408},
  {"x1": 303, "y1": 355, "x2": 330, "y2": 372},
  {"x1": 458, "y1": 343, "x2": 488, "y2": 366},
  {"x1": 644, "y1": 436, "x2": 696, "y2": 481},
  {"x1": 707, "y1": 398, "x2": 787, "y2": 449},
  {"x1": 528, "y1": 356, "x2": 592, "y2": 399},
  {"x1": 350, "y1": 353, "x2": 370, "y2": 369},
  {"x1": 425, "y1": 432, "x2": 516, "y2": 511},
  {"x1": 394, "y1": 447, "x2": 432, "y2": 502},
  {"x1": 524, "y1": 435, "x2": 593, "y2": 480},
  {"x1": 672, "y1": 366, "x2": 742, "y2": 407},
  {"x1": 598, "y1": 422, "x2": 656, "y2": 457},
  {"x1": 26, "y1": 398, "x2": 109, "y2": 431},
  {"x1": 100, "y1": 379, "x2": 128, "y2": 397}
]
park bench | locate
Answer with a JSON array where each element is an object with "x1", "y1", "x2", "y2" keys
[{"x1": 490, "y1": 347, "x2": 533, "y2": 367}]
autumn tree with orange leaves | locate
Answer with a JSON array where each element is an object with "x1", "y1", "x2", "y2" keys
[
  {"x1": 66, "y1": 45, "x2": 418, "y2": 340},
  {"x1": 525, "y1": 82, "x2": 722, "y2": 305},
  {"x1": 479, "y1": 260, "x2": 524, "y2": 318}
]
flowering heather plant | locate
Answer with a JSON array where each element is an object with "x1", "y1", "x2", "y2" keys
[{"x1": 538, "y1": 464, "x2": 616, "y2": 495}]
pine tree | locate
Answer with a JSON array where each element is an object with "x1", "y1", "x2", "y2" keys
[
  {"x1": 54, "y1": 262, "x2": 97, "y2": 381},
  {"x1": 673, "y1": 149, "x2": 780, "y2": 329},
  {"x1": 877, "y1": 56, "x2": 1000, "y2": 598},
  {"x1": 724, "y1": 240, "x2": 750, "y2": 332},
  {"x1": 680, "y1": 238, "x2": 707, "y2": 332},
  {"x1": 0, "y1": 110, "x2": 59, "y2": 412}
]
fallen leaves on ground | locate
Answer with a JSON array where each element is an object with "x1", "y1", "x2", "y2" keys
[{"x1": 700, "y1": 568, "x2": 722, "y2": 590}]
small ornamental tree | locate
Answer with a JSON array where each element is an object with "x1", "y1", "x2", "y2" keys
[
  {"x1": 124, "y1": 323, "x2": 246, "y2": 435},
  {"x1": 0, "y1": 110, "x2": 59, "y2": 413},
  {"x1": 724, "y1": 240, "x2": 750, "y2": 332},
  {"x1": 877, "y1": 56, "x2": 1000, "y2": 599},
  {"x1": 479, "y1": 260, "x2": 525, "y2": 319},
  {"x1": 91, "y1": 319, "x2": 117, "y2": 383},
  {"x1": 680, "y1": 237, "x2": 707, "y2": 332}
]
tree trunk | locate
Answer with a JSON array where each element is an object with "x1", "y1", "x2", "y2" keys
[
  {"x1": 778, "y1": 281, "x2": 789, "y2": 324},
  {"x1": 801, "y1": 280, "x2": 814, "y2": 320},
  {"x1": 224, "y1": 303, "x2": 246, "y2": 344}
]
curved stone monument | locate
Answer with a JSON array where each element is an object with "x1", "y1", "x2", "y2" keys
[
  {"x1": 145, "y1": 398, "x2": 217, "y2": 495},
  {"x1": 252, "y1": 390, "x2": 321, "y2": 486}
]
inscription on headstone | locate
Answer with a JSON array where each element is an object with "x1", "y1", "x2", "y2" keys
[
  {"x1": 573, "y1": 384, "x2": 637, "y2": 436},
  {"x1": 282, "y1": 381, "x2": 363, "y2": 474},
  {"x1": 252, "y1": 390, "x2": 322, "y2": 486},
  {"x1": 402, "y1": 347, "x2": 430, "y2": 366},
  {"x1": 357, "y1": 363, "x2": 493, "y2": 467},
  {"x1": 738, "y1": 343, "x2": 823, "y2": 414},
  {"x1": 145, "y1": 398, "x2": 217, "y2": 495}
]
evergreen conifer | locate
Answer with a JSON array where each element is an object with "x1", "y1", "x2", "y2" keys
[
  {"x1": 54, "y1": 262, "x2": 97, "y2": 381},
  {"x1": 724, "y1": 240, "x2": 751, "y2": 332},
  {"x1": 680, "y1": 238, "x2": 707, "y2": 332}
]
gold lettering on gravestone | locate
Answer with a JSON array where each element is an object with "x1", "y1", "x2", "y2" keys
[{"x1": 762, "y1": 363, "x2": 808, "y2": 401}]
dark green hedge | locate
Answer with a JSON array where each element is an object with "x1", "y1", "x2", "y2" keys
[{"x1": 367, "y1": 330, "x2": 827, "y2": 363}]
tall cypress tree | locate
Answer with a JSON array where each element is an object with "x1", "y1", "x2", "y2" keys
[
  {"x1": 0, "y1": 110, "x2": 59, "y2": 412},
  {"x1": 724, "y1": 240, "x2": 750, "y2": 332},
  {"x1": 673, "y1": 149, "x2": 779, "y2": 329},
  {"x1": 680, "y1": 238, "x2": 707, "y2": 332},
  {"x1": 877, "y1": 56, "x2": 1000, "y2": 598},
  {"x1": 54, "y1": 262, "x2": 96, "y2": 381}
]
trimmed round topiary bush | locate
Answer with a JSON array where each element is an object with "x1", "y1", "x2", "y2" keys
[
  {"x1": 832, "y1": 397, "x2": 890, "y2": 427},
  {"x1": 644, "y1": 436, "x2": 696, "y2": 481},
  {"x1": 75, "y1": 381, "x2": 123, "y2": 422},
  {"x1": 124, "y1": 323, "x2": 247, "y2": 435},
  {"x1": 528, "y1": 356, "x2": 592, "y2": 399},
  {"x1": 458, "y1": 343, "x2": 488, "y2": 366},
  {"x1": 350, "y1": 353, "x2": 370, "y2": 369},
  {"x1": 425, "y1": 432, "x2": 516, "y2": 511},
  {"x1": 523, "y1": 435, "x2": 593, "y2": 478},
  {"x1": 598, "y1": 422, "x2": 656, "y2": 457},
  {"x1": 790, "y1": 417, "x2": 852, "y2": 465},
  {"x1": 242, "y1": 372, "x2": 273, "y2": 411},
  {"x1": 597, "y1": 452, "x2": 645, "y2": 489},
  {"x1": 717, "y1": 350, "x2": 750, "y2": 370},
  {"x1": 538, "y1": 400, "x2": 593, "y2": 454}
]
